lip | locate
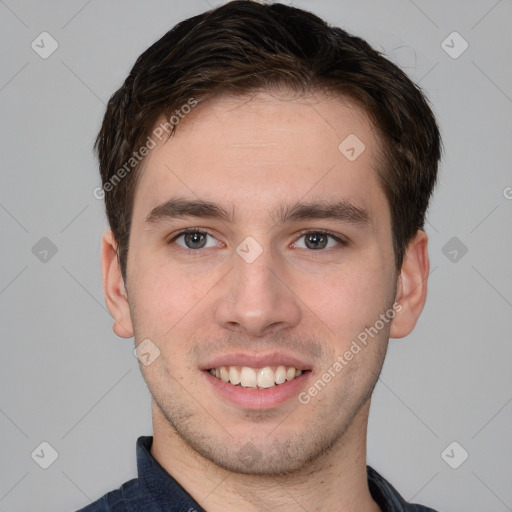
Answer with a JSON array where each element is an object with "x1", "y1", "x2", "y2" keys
[
  {"x1": 200, "y1": 352, "x2": 312, "y2": 372},
  {"x1": 202, "y1": 368, "x2": 312, "y2": 411}
]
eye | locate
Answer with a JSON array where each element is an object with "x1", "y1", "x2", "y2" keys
[
  {"x1": 292, "y1": 230, "x2": 345, "y2": 251},
  {"x1": 172, "y1": 230, "x2": 220, "y2": 250}
]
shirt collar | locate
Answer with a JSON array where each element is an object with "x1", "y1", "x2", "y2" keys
[
  {"x1": 367, "y1": 464, "x2": 411, "y2": 512},
  {"x1": 136, "y1": 436, "x2": 206, "y2": 511}
]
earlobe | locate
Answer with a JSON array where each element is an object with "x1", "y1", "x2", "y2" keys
[
  {"x1": 390, "y1": 230, "x2": 430, "y2": 339},
  {"x1": 101, "y1": 230, "x2": 134, "y2": 338}
]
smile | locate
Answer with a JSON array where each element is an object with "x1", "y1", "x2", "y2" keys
[{"x1": 208, "y1": 365, "x2": 305, "y2": 389}]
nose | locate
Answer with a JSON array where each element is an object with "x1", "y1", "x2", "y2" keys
[{"x1": 213, "y1": 247, "x2": 302, "y2": 337}]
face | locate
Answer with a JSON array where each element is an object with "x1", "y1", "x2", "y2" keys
[{"x1": 113, "y1": 92, "x2": 404, "y2": 475}]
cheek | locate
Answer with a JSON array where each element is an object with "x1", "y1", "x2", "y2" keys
[
  {"x1": 306, "y1": 258, "x2": 394, "y2": 341},
  {"x1": 129, "y1": 257, "x2": 223, "y2": 352},
  {"x1": 130, "y1": 263, "x2": 190, "y2": 329}
]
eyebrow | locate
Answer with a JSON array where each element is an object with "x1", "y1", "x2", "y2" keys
[
  {"x1": 274, "y1": 200, "x2": 370, "y2": 226},
  {"x1": 145, "y1": 197, "x2": 370, "y2": 227},
  {"x1": 145, "y1": 198, "x2": 234, "y2": 224}
]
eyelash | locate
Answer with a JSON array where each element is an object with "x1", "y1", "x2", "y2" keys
[
  {"x1": 295, "y1": 229, "x2": 349, "y2": 250},
  {"x1": 168, "y1": 228, "x2": 348, "y2": 252}
]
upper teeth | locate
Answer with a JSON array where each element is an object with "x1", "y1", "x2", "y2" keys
[{"x1": 209, "y1": 365, "x2": 303, "y2": 389}]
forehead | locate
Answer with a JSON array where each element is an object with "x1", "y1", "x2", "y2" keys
[{"x1": 134, "y1": 91, "x2": 388, "y2": 225}]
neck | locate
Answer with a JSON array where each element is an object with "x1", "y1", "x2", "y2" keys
[{"x1": 151, "y1": 399, "x2": 381, "y2": 512}]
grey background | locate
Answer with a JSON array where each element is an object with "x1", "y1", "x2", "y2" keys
[{"x1": 1, "y1": 0, "x2": 511, "y2": 510}]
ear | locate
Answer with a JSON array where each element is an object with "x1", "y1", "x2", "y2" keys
[
  {"x1": 390, "y1": 230, "x2": 429, "y2": 339},
  {"x1": 101, "y1": 230, "x2": 134, "y2": 338}
]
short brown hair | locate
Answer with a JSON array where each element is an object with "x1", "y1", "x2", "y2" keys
[{"x1": 95, "y1": 0, "x2": 442, "y2": 279}]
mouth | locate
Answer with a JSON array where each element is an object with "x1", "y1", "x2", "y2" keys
[
  {"x1": 200, "y1": 353, "x2": 313, "y2": 409},
  {"x1": 207, "y1": 365, "x2": 308, "y2": 389}
]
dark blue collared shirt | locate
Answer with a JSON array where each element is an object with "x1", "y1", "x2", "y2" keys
[{"x1": 75, "y1": 436, "x2": 439, "y2": 512}]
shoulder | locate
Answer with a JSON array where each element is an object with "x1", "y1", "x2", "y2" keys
[
  {"x1": 404, "y1": 506, "x2": 440, "y2": 512},
  {"x1": 74, "y1": 478, "x2": 143, "y2": 512},
  {"x1": 367, "y1": 466, "x2": 441, "y2": 512}
]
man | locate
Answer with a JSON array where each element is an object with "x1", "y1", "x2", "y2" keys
[{"x1": 79, "y1": 1, "x2": 441, "y2": 510}]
